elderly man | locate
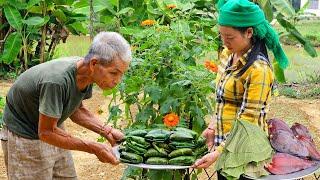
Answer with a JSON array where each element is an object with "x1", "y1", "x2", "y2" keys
[{"x1": 0, "y1": 32, "x2": 131, "y2": 179}]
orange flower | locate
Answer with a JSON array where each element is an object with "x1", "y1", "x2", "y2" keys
[
  {"x1": 141, "y1": 19, "x2": 156, "y2": 27},
  {"x1": 163, "y1": 113, "x2": 180, "y2": 127},
  {"x1": 204, "y1": 60, "x2": 218, "y2": 73},
  {"x1": 166, "y1": 4, "x2": 176, "y2": 9}
]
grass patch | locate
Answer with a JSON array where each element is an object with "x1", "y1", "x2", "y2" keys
[
  {"x1": 53, "y1": 35, "x2": 91, "y2": 58},
  {"x1": 279, "y1": 82, "x2": 320, "y2": 99}
]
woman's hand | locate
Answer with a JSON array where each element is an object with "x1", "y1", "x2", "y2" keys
[
  {"x1": 201, "y1": 127, "x2": 215, "y2": 150},
  {"x1": 192, "y1": 150, "x2": 220, "y2": 169}
]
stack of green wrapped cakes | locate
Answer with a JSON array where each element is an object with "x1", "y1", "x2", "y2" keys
[{"x1": 119, "y1": 127, "x2": 208, "y2": 166}]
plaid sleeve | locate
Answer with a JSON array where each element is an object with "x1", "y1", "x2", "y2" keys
[{"x1": 237, "y1": 64, "x2": 273, "y2": 126}]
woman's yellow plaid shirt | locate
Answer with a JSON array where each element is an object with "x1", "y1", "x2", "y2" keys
[{"x1": 214, "y1": 48, "x2": 275, "y2": 146}]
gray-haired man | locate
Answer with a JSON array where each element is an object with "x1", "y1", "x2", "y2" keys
[{"x1": 0, "y1": 32, "x2": 131, "y2": 179}]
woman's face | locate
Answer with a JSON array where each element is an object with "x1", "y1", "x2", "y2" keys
[{"x1": 219, "y1": 26, "x2": 253, "y2": 54}]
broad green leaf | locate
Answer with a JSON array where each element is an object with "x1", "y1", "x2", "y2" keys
[
  {"x1": 100, "y1": 15, "x2": 115, "y2": 24},
  {"x1": 159, "y1": 99, "x2": 179, "y2": 114},
  {"x1": 120, "y1": 26, "x2": 143, "y2": 35},
  {"x1": 103, "y1": 87, "x2": 118, "y2": 96},
  {"x1": 28, "y1": 6, "x2": 42, "y2": 14},
  {"x1": 192, "y1": 116, "x2": 205, "y2": 135},
  {"x1": 145, "y1": 85, "x2": 162, "y2": 103},
  {"x1": 181, "y1": 2, "x2": 194, "y2": 12},
  {"x1": 147, "y1": 170, "x2": 175, "y2": 180},
  {"x1": 0, "y1": 0, "x2": 6, "y2": 6},
  {"x1": 68, "y1": 22, "x2": 88, "y2": 35},
  {"x1": 53, "y1": 0, "x2": 66, "y2": 5},
  {"x1": 156, "y1": 0, "x2": 174, "y2": 18},
  {"x1": 1, "y1": 32, "x2": 22, "y2": 64},
  {"x1": 273, "y1": 60, "x2": 286, "y2": 83},
  {"x1": 4, "y1": 5, "x2": 23, "y2": 30},
  {"x1": 109, "y1": 0, "x2": 119, "y2": 7},
  {"x1": 270, "y1": 0, "x2": 295, "y2": 18},
  {"x1": 8, "y1": 0, "x2": 27, "y2": 9},
  {"x1": 121, "y1": 166, "x2": 142, "y2": 180},
  {"x1": 276, "y1": 14, "x2": 317, "y2": 57},
  {"x1": 53, "y1": 9, "x2": 67, "y2": 23},
  {"x1": 27, "y1": 0, "x2": 41, "y2": 9},
  {"x1": 22, "y1": 16, "x2": 46, "y2": 26},
  {"x1": 170, "y1": 20, "x2": 192, "y2": 38},
  {"x1": 116, "y1": 7, "x2": 134, "y2": 16},
  {"x1": 73, "y1": 0, "x2": 114, "y2": 14},
  {"x1": 257, "y1": 0, "x2": 273, "y2": 22},
  {"x1": 147, "y1": 3, "x2": 162, "y2": 15}
]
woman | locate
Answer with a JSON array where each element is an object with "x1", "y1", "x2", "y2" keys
[{"x1": 192, "y1": 0, "x2": 289, "y2": 176}]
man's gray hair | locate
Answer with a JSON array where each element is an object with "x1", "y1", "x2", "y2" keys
[{"x1": 84, "y1": 32, "x2": 131, "y2": 64}]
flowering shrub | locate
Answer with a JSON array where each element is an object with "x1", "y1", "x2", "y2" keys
[{"x1": 106, "y1": 18, "x2": 218, "y2": 134}]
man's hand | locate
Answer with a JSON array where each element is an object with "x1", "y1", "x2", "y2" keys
[
  {"x1": 93, "y1": 143, "x2": 119, "y2": 164},
  {"x1": 105, "y1": 127, "x2": 124, "y2": 146},
  {"x1": 202, "y1": 127, "x2": 215, "y2": 150},
  {"x1": 192, "y1": 150, "x2": 220, "y2": 169}
]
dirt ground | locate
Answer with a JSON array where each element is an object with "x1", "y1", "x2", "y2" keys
[{"x1": 0, "y1": 80, "x2": 320, "y2": 180}]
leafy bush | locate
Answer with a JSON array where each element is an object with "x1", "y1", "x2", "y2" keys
[
  {"x1": 106, "y1": 22, "x2": 217, "y2": 133},
  {"x1": 0, "y1": 96, "x2": 5, "y2": 126}
]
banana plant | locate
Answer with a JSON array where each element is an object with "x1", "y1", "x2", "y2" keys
[
  {"x1": 0, "y1": 0, "x2": 87, "y2": 71},
  {"x1": 256, "y1": 0, "x2": 318, "y2": 82}
]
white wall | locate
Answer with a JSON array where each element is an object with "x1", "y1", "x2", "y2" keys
[{"x1": 301, "y1": 0, "x2": 320, "y2": 16}]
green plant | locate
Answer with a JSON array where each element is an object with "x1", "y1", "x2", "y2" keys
[
  {"x1": 279, "y1": 86, "x2": 298, "y2": 98},
  {"x1": 104, "y1": 17, "x2": 217, "y2": 179},
  {"x1": 0, "y1": 0, "x2": 87, "y2": 72},
  {"x1": 306, "y1": 71, "x2": 320, "y2": 84}
]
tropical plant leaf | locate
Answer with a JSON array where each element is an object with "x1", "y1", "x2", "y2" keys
[
  {"x1": 273, "y1": 60, "x2": 286, "y2": 83},
  {"x1": 276, "y1": 14, "x2": 317, "y2": 57},
  {"x1": 120, "y1": 26, "x2": 143, "y2": 35},
  {"x1": 8, "y1": 0, "x2": 27, "y2": 9},
  {"x1": 116, "y1": 7, "x2": 134, "y2": 16},
  {"x1": 257, "y1": 0, "x2": 273, "y2": 22},
  {"x1": 53, "y1": 9, "x2": 67, "y2": 23},
  {"x1": 1, "y1": 32, "x2": 22, "y2": 64},
  {"x1": 4, "y1": 5, "x2": 23, "y2": 30},
  {"x1": 121, "y1": 166, "x2": 142, "y2": 180},
  {"x1": 0, "y1": 0, "x2": 6, "y2": 6},
  {"x1": 109, "y1": 0, "x2": 119, "y2": 8},
  {"x1": 68, "y1": 22, "x2": 88, "y2": 34},
  {"x1": 28, "y1": 6, "x2": 42, "y2": 14},
  {"x1": 192, "y1": 116, "x2": 205, "y2": 135},
  {"x1": 270, "y1": 0, "x2": 295, "y2": 17},
  {"x1": 53, "y1": 0, "x2": 67, "y2": 5},
  {"x1": 22, "y1": 16, "x2": 47, "y2": 26},
  {"x1": 73, "y1": 0, "x2": 114, "y2": 14},
  {"x1": 27, "y1": 0, "x2": 41, "y2": 9}
]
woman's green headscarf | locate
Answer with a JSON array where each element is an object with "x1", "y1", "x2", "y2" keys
[{"x1": 217, "y1": 0, "x2": 289, "y2": 69}]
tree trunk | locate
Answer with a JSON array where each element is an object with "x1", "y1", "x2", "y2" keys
[
  {"x1": 0, "y1": 9, "x2": 6, "y2": 51},
  {"x1": 40, "y1": 1, "x2": 47, "y2": 63},
  {"x1": 22, "y1": 38, "x2": 28, "y2": 70},
  {"x1": 40, "y1": 24, "x2": 47, "y2": 63},
  {"x1": 89, "y1": 0, "x2": 94, "y2": 41}
]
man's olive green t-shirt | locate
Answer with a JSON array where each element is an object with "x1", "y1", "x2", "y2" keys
[{"x1": 3, "y1": 57, "x2": 92, "y2": 139}]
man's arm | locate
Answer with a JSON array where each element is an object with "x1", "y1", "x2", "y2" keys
[
  {"x1": 70, "y1": 103, "x2": 124, "y2": 146},
  {"x1": 38, "y1": 113, "x2": 118, "y2": 164}
]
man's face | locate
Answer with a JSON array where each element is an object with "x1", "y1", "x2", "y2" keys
[{"x1": 92, "y1": 58, "x2": 129, "y2": 90}]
